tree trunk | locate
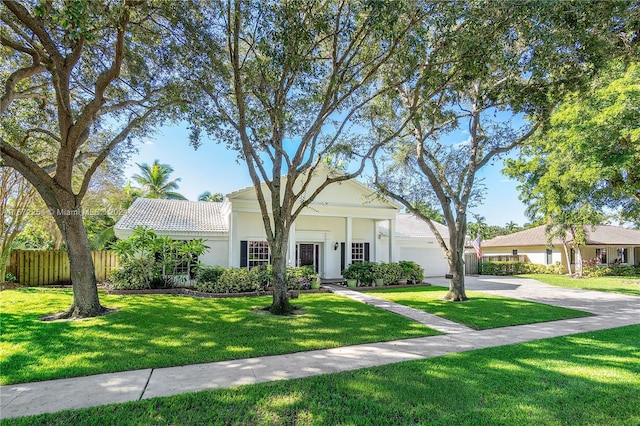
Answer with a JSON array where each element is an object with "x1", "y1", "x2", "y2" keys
[
  {"x1": 52, "y1": 208, "x2": 106, "y2": 318},
  {"x1": 269, "y1": 235, "x2": 293, "y2": 315},
  {"x1": 0, "y1": 248, "x2": 10, "y2": 283},
  {"x1": 562, "y1": 243, "x2": 573, "y2": 275},
  {"x1": 574, "y1": 245, "x2": 583, "y2": 277},
  {"x1": 444, "y1": 247, "x2": 467, "y2": 301}
]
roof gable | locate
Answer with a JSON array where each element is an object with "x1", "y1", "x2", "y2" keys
[{"x1": 227, "y1": 167, "x2": 400, "y2": 210}]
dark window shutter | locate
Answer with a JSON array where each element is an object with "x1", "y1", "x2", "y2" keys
[
  {"x1": 240, "y1": 240, "x2": 248, "y2": 268},
  {"x1": 340, "y1": 242, "x2": 345, "y2": 272},
  {"x1": 364, "y1": 243, "x2": 370, "y2": 261}
]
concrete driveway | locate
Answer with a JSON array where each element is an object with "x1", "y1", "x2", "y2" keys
[{"x1": 427, "y1": 275, "x2": 640, "y2": 317}]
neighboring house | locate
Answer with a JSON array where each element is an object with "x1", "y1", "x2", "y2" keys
[
  {"x1": 114, "y1": 172, "x2": 450, "y2": 278},
  {"x1": 482, "y1": 225, "x2": 640, "y2": 272}
]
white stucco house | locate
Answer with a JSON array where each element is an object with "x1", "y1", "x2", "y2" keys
[
  {"x1": 481, "y1": 225, "x2": 640, "y2": 272},
  {"x1": 114, "y1": 173, "x2": 450, "y2": 279}
]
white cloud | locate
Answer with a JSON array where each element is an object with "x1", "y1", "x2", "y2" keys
[{"x1": 454, "y1": 135, "x2": 472, "y2": 147}]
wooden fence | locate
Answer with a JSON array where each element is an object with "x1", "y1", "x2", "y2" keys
[
  {"x1": 464, "y1": 253, "x2": 531, "y2": 275},
  {"x1": 7, "y1": 249, "x2": 118, "y2": 286},
  {"x1": 464, "y1": 252, "x2": 479, "y2": 275}
]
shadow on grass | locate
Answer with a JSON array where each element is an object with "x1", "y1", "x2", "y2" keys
[
  {"x1": 1, "y1": 289, "x2": 437, "y2": 385},
  {"x1": 7, "y1": 325, "x2": 640, "y2": 425}
]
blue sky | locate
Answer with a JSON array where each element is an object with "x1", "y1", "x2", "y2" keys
[{"x1": 123, "y1": 124, "x2": 529, "y2": 227}]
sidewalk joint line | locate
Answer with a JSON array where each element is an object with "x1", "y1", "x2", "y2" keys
[{"x1": 139, "y1": 368, "x2": 153, "y2": 400}]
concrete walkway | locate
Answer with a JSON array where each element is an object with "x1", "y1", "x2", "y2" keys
[
  {"x1": 2, "y1": 276, "x2": 639, "y2": 420},
  {"x1": 325, "y1": 284, "x2": 474, "y2": 334}
]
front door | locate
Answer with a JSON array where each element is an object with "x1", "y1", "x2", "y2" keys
[{"x1": 297, "y1": 243, "x2": 319, "y2": 273}]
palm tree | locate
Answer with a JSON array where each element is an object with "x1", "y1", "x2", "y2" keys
[
  {"x1": 131, "y1": 160, "x2": 187, "y2": 200},
  {"x1": 198, "y1": 191, "x2": 224, "y2": 202}
]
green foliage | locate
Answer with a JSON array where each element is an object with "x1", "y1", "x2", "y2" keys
[
  {"x1": 4, "y1": 272, "x2": 17, "y2": 283},
  {"x1": 399, "y1": 261, "x2": 424, "y2": 284},
  {"x1": 286, "y1": 266, "x2": 319, "y2": 290},
  {"x1": 110, "y1": 226, "x2": 209, "y2": 289},
  {"x1": 480, "y1": 261, "x2": 563, "y2": 276},
  {"x1": 108, "y1": 258, "x2": 156, "y2": 290},
  {"x1": 195, "y1": 266, "x2": 225, "y2": 286},
  {"x1": 198, "y1": 191, "x2": 223, "y2": 202},
  {"x1": 342, "y1": 261, "x2": 424, "y2": 286},
  {"x1": 379, "y1": 262, "x2": 404, "y2": 285},
  {"x1": 199, "y1": 268, "x2": 261, "y2": 294},
  {"x1": 131, "y1": 160, "x2": 187, "y2": 200},
  {"x1": 505, "y1": 62, "x2": 640, "y2": 226},
  {"x1": 581, "y1": 259, "x2": 640, "y2": 278},
  {"x1": 341, "y1": 262, "x2": 378, "y2": 285}
]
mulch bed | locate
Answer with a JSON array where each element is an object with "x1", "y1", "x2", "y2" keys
[
  {"x1": 334, "y1": 282, "x2": 432, "y2": 291},
  {"x1": 106, "y1": 287, "x2": 331, "y2": 298}
]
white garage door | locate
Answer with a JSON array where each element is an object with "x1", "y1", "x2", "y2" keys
[{"x1": 399, "y1": 246, "x2": 449, "y2": 277}]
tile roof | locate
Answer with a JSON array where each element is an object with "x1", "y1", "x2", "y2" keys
[
  {"x1": 379, "y1": 212, "x2": 450, "y2": 239},
  {"x1": 483, "y1": 225, "x2": 640, "y2": 247},
  {"x1": 114, "y1": 198, "x2": 228, "y2": 233}
]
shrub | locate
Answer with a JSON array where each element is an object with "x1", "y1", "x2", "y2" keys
[
  {"x1": 480, "y1": 261, "x2": 563, "y2": 276},
  {"x1": 149, "y1": 276, "x2": 172, "y2": 289},
  {"x1": 342, "y1": 262, "x2": 377, "y2": 285},
  {"x1": 379, "y1": 262, "x2": 404, "y2": 285},
  {"x1": 581, "y1": 260, "x2": 640, "y2": 278},
  {"x1": 4, "y1": 272, "x2": 17, "y2": 283},
  {"x1": 608, "y1": 264, "x2": 639, "y2": 276},
  {"x1": 197, "y1": 267, "x2": 261, "y2": 293},
  {"x1": 196, "y1": 266, "x2": 225, "y2": 285},
  {"x1": 287, "y1": 266, "x2": 319, "y2": 290},
  {"x1": 109, "y1": 257, "x2": 156, "y2": 290},
  {"x1": 399, "y1": 260, "x2": 424, "y2": 283},
  {"x1": 255, "y1": 264, "x2": 273, "y2": 288},
  {"x1": 195, "y1": 266, "x2": 226, "y2": 292}
]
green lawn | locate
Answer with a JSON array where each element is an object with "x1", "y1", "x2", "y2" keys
[
  {"x1": 6, "y1": 325, "x2": 639, "y2": 425},
  {"x1": 519, "y1": 274, "x2": 640, "y2": 297},
  {"x1": 0, "y1": 288, "x2": 437, "y2": 385},
  {"x1": 365, "y1": 286, "x2": 591, "y2": 329}
]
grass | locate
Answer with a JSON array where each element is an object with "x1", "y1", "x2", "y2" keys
[
  {"x1": 518, "y1": 274, "x2": 640, "y2": 297},
  {"x1": 5, "y1": 325, "x2": 639, "y2": 425},
  {"x1": 0, "y1": 288, "x2": 438, "y2": 385},
  {"x1": 364, "y1": 286, "x2": 591, "y2": 329}
]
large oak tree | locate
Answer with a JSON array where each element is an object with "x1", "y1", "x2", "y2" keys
[
  {"x1": 505, "y1": 61, "x2": 640, "y2": 227},
  {"x1": 178, "y1": 0, "x2": 426, "y2": 314},
  {"x1": 371, "y1": 1, "x2": 637, "y2": 300},
  {"x1": 1, "y1": 0, "x2": 181, "y2": 317}
]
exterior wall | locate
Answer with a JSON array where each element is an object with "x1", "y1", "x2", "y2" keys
[
  {"x1": 200, "y1": 239, "x2": 229, "y2": 267},
  {"x1": 378, "y1": 236, "x2": 449, "y2": 277},
  {"x1": 482, "y1": 246, "x2": 565, "y2": 271},
  {"x1": 230, "y1": 213, "x2": 379, "y2": 278}
]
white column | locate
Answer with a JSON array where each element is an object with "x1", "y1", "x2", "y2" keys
[
  {"x1": 228, "y1": 211, "x2": 238, "y2": 267},
  {"x1": 287, "y1": 222, "x2": 296, "y2": 266},
  {"x1": 345, "y1": 216, "x2": 353, "y2": 265},
  {"x1": 372, "y1": 220, "x2": 378, "y2": 261},
  {"x1": 323, "y1": 234, "x2": 330, "y2": 278},
  {"x1": 388, "y1": 218, "x2": 396, "y2": 262}
]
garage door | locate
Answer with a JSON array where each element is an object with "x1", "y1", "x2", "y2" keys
[{"x1": 399, "y1": 246, "x2": 449, "y2": 277}]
